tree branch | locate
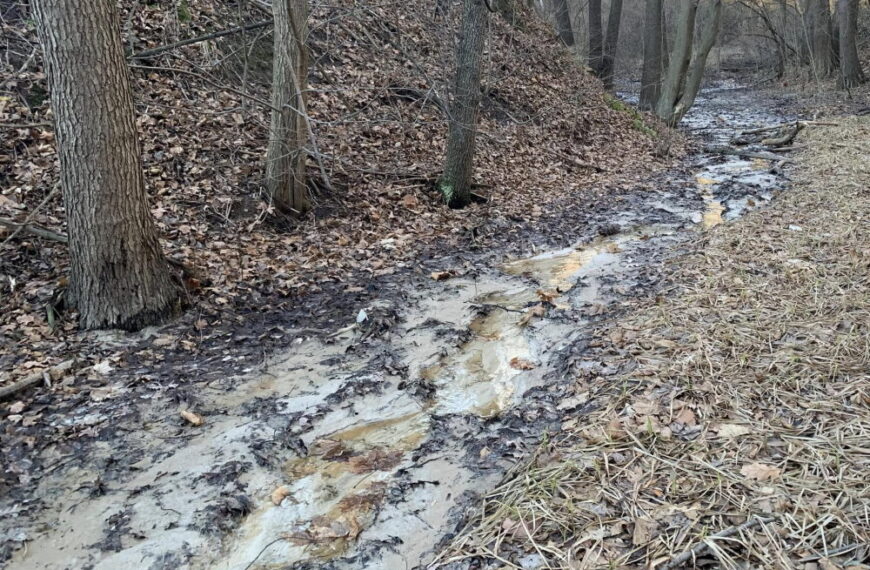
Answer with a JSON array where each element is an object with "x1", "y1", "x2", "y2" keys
[{"x1": 128, "y1": 20, "x2": 273, "y2": 60}]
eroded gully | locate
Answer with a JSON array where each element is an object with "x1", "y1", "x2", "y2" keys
[{"x1": 8, "y1": 83, "x2": 793, "y2": 570}]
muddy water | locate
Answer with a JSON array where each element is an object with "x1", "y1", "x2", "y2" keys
[{"x1": 7, "y1": 84, "x2": 789, "y2": 570}]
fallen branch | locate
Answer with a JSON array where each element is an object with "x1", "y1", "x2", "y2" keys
[
  {"x1": 128, "y1": 20, "x2": 273, "y2": 60},
  {"x1": 0, "y1": 359, "x2": 75, "y2": 400},
  {"x1": 661, "y1": 516, "x2": 776, "y2": 569},
  {"x1": 740, "y1": 120, "x2": 837, "y2": 135},
  {"x1": 703, "y1": 146, "x2": 785, "y2": 162},
  {"x1": 761, "y1": 122, "x2": 804, "y2": 147},
  {"x1": 1, "y1": 121, "x2": 53, "y2": 129},
  {"x1": 2, "y1": 183, "x2": 61, "y2": 248},
  {"x1": 0, "y1": 216, "x2": 68, "y2": 243}
]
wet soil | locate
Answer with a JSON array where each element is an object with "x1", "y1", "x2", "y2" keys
[{"x1": 1, "y1": 82, "x2": 797, "y2": 570}]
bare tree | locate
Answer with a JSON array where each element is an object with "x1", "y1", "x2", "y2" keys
[
  {"x1": 588, "y1": 0, "x2": 604, "y2": 75},
  {"x1": 32, "y1": 0, "x2": 179, "y2": 330},
  {"x1": 837, "y1": 0, "x2": 866, "y2": 87},
  {"x1": 439, "y1": 0, "x2": 489, "y2": 208},
  {"x1": 600, "y1": 0, "x2": 624, "y2": 89},
  {"x1": 802, "y1": 0, "x2": 836, "y2": 78},
  {"x1": 655, "y1": 0, "x2": 723, "y2": 125},
  {"x1": 265, "y1": 0, "x2": 311, "y2": 213},
  {"x1": 640, "y1": 0, "x2": 665, "y2": 109},
  {"x1": 552, "y1": 0, "x2": 575, "y2": 45}
]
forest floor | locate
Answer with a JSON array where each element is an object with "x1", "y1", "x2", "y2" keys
[
  {"x1": 434, "y1": 112, "x2": 870, "y2": 568},
  {"x1": 1, "y1": 81, "x2": 839, "y2": 570}
]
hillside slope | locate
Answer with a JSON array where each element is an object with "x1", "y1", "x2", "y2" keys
[{"x1": 0, "y1": 1, "x2": 673, "y2": 404}]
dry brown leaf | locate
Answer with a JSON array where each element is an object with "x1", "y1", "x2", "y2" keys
[
  {"x1": 741, "y1": 462, "x2": 782, "y2": 481},
  {"x1": 509, "y1": 357, "x2": 536, "y2": 370},
  {"x1": 271, "y1": 485, "x2": 292, "y2": 506},
  {"x1": 519, "y1": 304, "x2": 547, "y2": 327},
  {"x1": 180, "y1": 410, "x2": 204, "y2": 426},
  {"x1": 430, "y1": 270, "x2": 457, "y2": 281},
  {"x1": 632, "y1": 517, "x2": 657, "y2": 545},
  {"x1": 675, "y1": 407, "x2": 697, "y2": 426},
  {"x1": 536, "y1": 289, "x2": 559, "y2": 304}
]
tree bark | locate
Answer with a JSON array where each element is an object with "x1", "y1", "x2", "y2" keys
[
  {"x1": 439, "y1": 0, "x2": 489, "y2": 209},
  {"x1": 552, "y1": 0, "x2": 575, "y2": 46},
  {"x1": 656, "y1": 0, "x2": 698, "y2": 123},
  {"x1": 837, "y1": 0, "x2": 866, "y2": 88},
  {"x1": 803, "y1": 0, "x2": 835, "y2": 77},
  {"x1": 600, "y1": 0, "x2": 624, "y2": 90},
  {"x1": 588, "y1": 0, "x2": 604, "y2": 75},
  {"x1": 265, "y1": 0, "x2": 311, "y2": 213},
  {"x1": 640, "y1": 0, "x2": 664, "y2": 109},
  {"x1": 32, "y1": 0, "x2": 179, "y2": 331},
  {"x1": 672, "y1": 0, "x2": 723, "y2": 124}
]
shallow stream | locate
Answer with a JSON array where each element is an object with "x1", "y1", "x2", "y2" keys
[{"x1": 8, "y1": 84, "x2": 792, "y2": 570}]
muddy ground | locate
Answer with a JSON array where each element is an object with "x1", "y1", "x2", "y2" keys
[{"x1": 1, "y1": 82, "x2": 800, "y2": 570}]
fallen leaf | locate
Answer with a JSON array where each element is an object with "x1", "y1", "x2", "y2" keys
[
  {"x1": 180, "y1": 410, "x2": 204, "y2": 426},
  {"x1": 400, "y1": 194, "x2": 419, "y2": 208},
  {"x1": 536, "y1": 289, "x2": 559, "y2": 304},
  {"x1": 430, "y1": 270, "x2": 457, "y2": 281},
  {"x1": 271, "y1": 485, "x2": 292, "y2": 506},
  {"x1": 675, "y1": 407, "x2": 697, "y2": 426},
  {"x1": 519, "y1": 304, "x2": 547, "y2": 327},
  {"x1": 741, "y1": 462, "x2": 781, "y2": 481},
  {"x1": 509, "y1": 357, "x2": 536, "y2": 370},
  {"x1": 9, "y1": 401, "x2": 25, "y2": 414},
  {"x1": 632, "y1": 517, "x2": 657, "y2": 545}
]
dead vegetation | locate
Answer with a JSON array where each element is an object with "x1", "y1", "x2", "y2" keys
[{"x1": 433, "y1": 119, "x2": 870, "y2": 569}]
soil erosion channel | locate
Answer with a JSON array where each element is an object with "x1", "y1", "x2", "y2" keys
[{"x1": 8, "y1": 85, "x2": 791, "y2": 570}]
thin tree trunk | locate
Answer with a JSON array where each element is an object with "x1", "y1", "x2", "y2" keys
[
  {"x1": 265, "y1": 0, "x2": 310, "y2": 213},
  {"x1": 552, "y1": 0, "x2": 575, "y2": 46},
  {"x1": 439, "y1": 0, "x2": 489, "y2": 209},
  {"x1": 640, "y1": 0, "x2": 664, "y2": 109},
  {"x1": 804, "y1": 0, "x2": 835, "y2": 77},
  {"x1": 588, "y1": 0, "x2": 604, "y2": 75},
  {"x1": 600, "y1": 0, "x2": 624, "y2": 90},
  {"x1": 32, "y1": 0, "x2": 179, "y2": 331},
  {"x1": 838, "y1": 0, "x2": 865, "y2": 87},
  {"x1": 672, "y1": 0, "x2": 723, "y2": 124},
  {"x1": 656, "y1": 0, "x2": 698, "y2": 123}
]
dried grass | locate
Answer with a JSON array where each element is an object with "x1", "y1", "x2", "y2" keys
[{"x1": 431, "y1": 118, "x2": 870, "y2": 569}]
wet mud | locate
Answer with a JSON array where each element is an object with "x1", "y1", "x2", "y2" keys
[{"x1": 2, "y1": 83, "x2": 793, "y2": 570}]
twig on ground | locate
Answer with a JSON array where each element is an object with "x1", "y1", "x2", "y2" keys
[{"x1": 661, "y1": 516, "x2": 776, "y2": 569}]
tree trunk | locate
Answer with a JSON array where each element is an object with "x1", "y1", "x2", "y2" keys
[
  {"x1": 439, "y1": 0, "x2": 489, "y2": 209},
  {"x1": 656, "y1": 0, "x2": 698, "y2": 123},
  {"x1": 32, "y1": 0, "x2": 179, "y2": 331},
  {"x1": 552, "y1": 0, "x2": 575, "y2": 46},
  {"x1": 600, "y1": 0, "x2": 624, "y2": 90},
  {"x1": 838, "y1": 0, "x2": 866, "y2": 87},
  {"x1": 803, "y1": 0, "x2": 835, "y2": 77},
  {"x1": 672, "y1": 0, "x2": 723, "y2": 124},
  {"x1": 588, "y1": 0, "x2": 604, "y2": 75},
  {"x1": 265, "y1": 0, "x2": 310, "y2": 213},
  {"x1": 640, "y1": 0, "x2": 664, "y2": 109}
]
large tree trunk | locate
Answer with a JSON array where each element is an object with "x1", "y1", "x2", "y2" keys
[
  {"x1": 640, "y1": 0, "x2": 664, "y2": 109},
  {"x1": 600, "y1": 0, "x2": 624, "y2": 90},
  {"x1": 439, "y1": 0, "x2": 489, "y2": 209},
  {"x1": 588, "y1": 0, "x2": 604, "y2": 75},
  {"x1": 803, "y1": 0, "x2": 836, "y2": 77},
  {"x1": 837, "y1": 0, "x2": 866, "y2": 87},
  {"x1": 671, "y1": 0, "x2": 723, "y2": 124},
  {"x1": 656, "y1": 0, "x2": 698, "y2": 123},
  {"x1": 552, "y1": 0, "x2": 575, "y2": 46},
  {"x1": 32, "y1": 0, "x2": 179, "y2": 331},
  {"x1": 265, "y1": 0, "x2": 310, "y2": 213}
]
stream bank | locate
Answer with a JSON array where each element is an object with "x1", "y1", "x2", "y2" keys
[{"x1": 3, "y1": 84, "x2": 795, "y2": 570}]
